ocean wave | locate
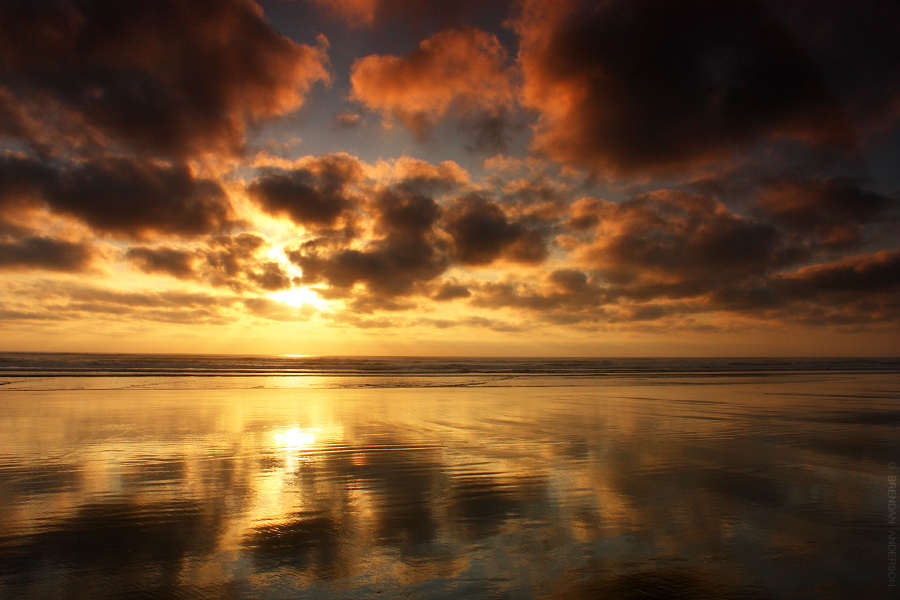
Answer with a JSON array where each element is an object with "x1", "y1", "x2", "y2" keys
[{"x1": 0, "y1": 353, "x2": 898, "y2": 379}]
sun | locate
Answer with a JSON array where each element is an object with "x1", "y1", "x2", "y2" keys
[
  {"x1": 268, "y1": 286, "x2": 329, "y2": 309},
  {"x1": 264, "y1": 244, "x2": 331, "y2": 310}
]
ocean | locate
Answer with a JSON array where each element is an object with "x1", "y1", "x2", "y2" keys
[{"x1": 1, "y1": 354, "x2": 898, "y2": 599}]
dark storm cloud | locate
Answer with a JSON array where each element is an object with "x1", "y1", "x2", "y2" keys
[
  {"x1": 445, "y1": 196, "x2": 549, "y2": 266},
  {"x1": 376, "y1": 188, "x2": 441, "y2": 237},
  {"x1": 462, "y1": 246, "x2": 900, "y2": 329},
  {"x1": 199, "y1": 233, "x2": 292, "y2": 292},
  {"x1": 749, "y1": 251, "x2": 900, "y2": 326},
  {"x1": 755, "y1": 178, "x2": 894, "y2": 249},
  {"x1": 247, "y1": 154, "x2": 364, "y2": 230},
  {"x1": 285, "y1": 187, "x2": 449, "y2": 297},
  {"x1": 287, "y1": 234, "x2": 448, "y2": 297},
  {"x1": 517, "y1": 0, "x2": 850, "y2": 175},
  {"x1": 277, "y1": 174, "x2": 555, "y2": 304},
  {"x1": 0, "y1": 154, "x2": 237, "y2": 238},
  {"x1": 0, "y1": 236, "x2": 100, "y2": 272},
  {"x1": 764, "y1": 0, "x2": 900, "y2": 135},
  {"x1": 246, "y1": 261, "x2": 292, "y2": 291},
  {"x1": 284, "y1": 186, "x2": 554, "y2": 302},
  {"x1": 248, "y1": 168, "x2": 349, "y2": 227},
  {"x1": 0, "y1": 218, "x2": 30, "y2": 238},
  {"x1": 202, "y1": 233, "x2": 267, "y2": 279},
  {"x1": 575, "y1": 191, "x2": 804, "y2": 286},
  {"x1": 0, "y1": 0, "x2": 331, "y2": 158},
  {"x1": 460, "y1": 108, "x2": 523, "y2": 154},
  {"x1": 650, "y1": 247, "x2": 900, "y2": 327},
  {"x1": 430, "y1": 280, "x2": 471, "y2": 301},
  {"x1": 0, "y1": 153, "x2": 51, "y2": 201},
  {"x1": 468, "y1": 271, "x2": 611, "y2": 326},
  {"x1": 126, "y1": 246, "x2": 197, "y2": 279},
  {"x1": 127, "y1": 233, "x2": 291, "y2": 293},
  {"x1": 772, "y1": 250, "x2": 900, "y2": 299},
  {"x1": 457, "y1": 187, "x2": 895, "y2": 328}
]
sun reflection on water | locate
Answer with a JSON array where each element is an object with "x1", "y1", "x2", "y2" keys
[{"x1": 273, "y1": 427, "x2": 317, "y2": 449}]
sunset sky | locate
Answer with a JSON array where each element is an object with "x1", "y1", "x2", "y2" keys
[{"x1": 1, "y1": 0, "x2": 898, "y2": 356}]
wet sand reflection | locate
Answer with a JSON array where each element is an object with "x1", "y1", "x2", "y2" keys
[{"x1": 0, "y1": 374, "x2": 897, "y2": 598}]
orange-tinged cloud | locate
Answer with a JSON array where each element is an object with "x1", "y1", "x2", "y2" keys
[
  {"x1": 350, "y1": 27, "x2": 514, "y2": 140},
  {"x1": 0, "y1": 0, "x2": 331, "y2": 158}
]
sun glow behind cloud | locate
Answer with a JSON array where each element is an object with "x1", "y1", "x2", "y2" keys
[
  {"x1": 263, "y1": 243, "x2": 331, "y2": 310},
  {"x1": 268, "y1": 286, "x2": 329, "y2": 309}
]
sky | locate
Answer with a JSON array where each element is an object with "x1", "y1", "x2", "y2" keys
[{"x1": 0, "y1": 0, "x2": 899, "y2": 356}]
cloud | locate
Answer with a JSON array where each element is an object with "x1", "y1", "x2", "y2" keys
[
  {"x1": 460, "y1": 242, "x2": 900, "y2": 330},
  {"x1": 712, "y1": 250, "x2": 900, "y2": 326},
  {"x1": 0, "y1": 236, "x2": 102, "y2": 272},
  {"x1": 125, "y1": 246, "x2": 197, "y2": 280},
  {"x1": 430, "y1": 280, "x2": 471, "y2": 301},
  {"x1": 124, "y1": 155, "x2": 555, "y2": 307},
  {"x1": 247, "y1": 153, "x2": 364, "y2": 231},
  {"x1": 381, "y1": 157, "x2": 470, "y2": 195},
  {"x1": 0, "y1": 154, "x2": 237, "y2": 239},
  {"x1": 468, "y1": 271, "x2": 607, "y2": 323},
  {"x1": 334, "y1": 111, "x2": 365, "y2": 129},
  {"x1": 350, "y1": 27, "x2": 515, "y2": 143},
  {"x1": 754, "y1": 177, "x2": 894, "y2": 249},
  {"x1": 574, "y1": 191, "x2": 804, "y2": 287},
  {"x1": 773, "y1": 250, "x2": 900, "y2": 298},
  {"x1": 0, "y1": 280, "x2": 245, "y2": 325},
  {"x1": 246, "y1": 261, "x2": 292, "y2": 291},
  {"x1": 0, "y1": 0, "x2": 331, "y2": 158},
  {"x1": 455, "y1": 187, "x2": 900, "y2": 328},
  {"x1": 242, "y1": 297, "x2": 317, "y2": 321},
  {"x1": 445, "y1": 196, "x2": 550, "y2": 266},
  {"x1": 768, "y1": 0, "x2": 900, "y2": 136},
  {"x1": 376, "y1": 188, "x2": 441, "y2": 237},
  {"x1": 515, "y1": 0, "x2": 850, "y2": 175},
  {"x1": 199, "y1": 233, "x2": 294, "y2": 292},
  {"x1": 257, "y1": 158, "x2": 549, "y2": 302},
  {"x1": 127, "y1": 233, "x2": 292, "y2": 293},
  {"x1": 287, "y1": 189, "x2": 448, "y2": 297}
]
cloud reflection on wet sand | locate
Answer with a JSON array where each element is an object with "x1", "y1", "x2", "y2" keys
[{"x1": 0, "y1": 374, "x2": 896, "y2": 598}]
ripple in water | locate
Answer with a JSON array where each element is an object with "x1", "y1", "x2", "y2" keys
[{"x1": 0, "y1": 366, "x2": 897, "y2": 599}]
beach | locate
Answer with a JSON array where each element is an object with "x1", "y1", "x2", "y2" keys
[{"x1": 1, "y1": 355, "x2": 898, "y2": 599}]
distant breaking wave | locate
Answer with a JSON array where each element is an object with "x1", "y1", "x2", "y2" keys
[{"x1": 0, "y1": 353, "x2": 898, "y2": 378}]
